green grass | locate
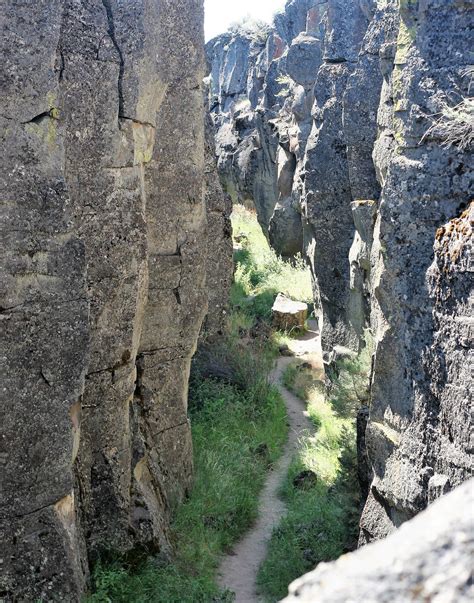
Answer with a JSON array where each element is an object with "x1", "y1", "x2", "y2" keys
[
  {"x1": 231, "y1": 205, "x2": 313, "y2": 322},
  {"x1": 88, "y1": 330, "x2": 287, "y2": 603},
  {"x1": 87, "y1": 204, "x2": 315, "y2": 602},
  {"x1": 257, "y1": 339, "x2": 373, "y2": 602}
]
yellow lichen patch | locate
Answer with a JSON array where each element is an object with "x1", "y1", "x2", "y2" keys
[
  {"x1": 133, "y1": 456, "x2": 148, "y2": 481},
  {"x1": 391, "y1": 64, "x2": 410, "y2": 110},
  {"x1": 394, "y1": 123, "x2": 405, "y2": 147},
  {"x1": 394, "y1": 2, "x2": 417, "y2": 67},
  {"x1": 25, "y1": 108, "x2": 60, "y2": 152},
  {"x1": 133, "y1": 121, "x2": 155, "y2": 165},
  {"x1": 47, "y1": 116, "x2": 58, "y2": 149},
  {"x1": 354, "y1": 199, "x2": 377, "y2": 207},
  {"x1": 370, "y1": 421, "x2": 401, "y2": 446},
  {"x1": 394, "y1": 99, "x2": 409, "y2": 112}
]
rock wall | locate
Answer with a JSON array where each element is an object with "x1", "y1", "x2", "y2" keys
[
  {"x1": 0, "y1": 1, "x2": 233, "y2": 600},
  {"x1": 298, "y1": 0, "x2": 473, "y2": 546},
  {"x1": 361, "y1": 0, "x2": 473, "y2": 543},
  {"x1": 206, "y1": 0, "x2": 325, "y2": 257},
  {"x1": 299, "y1": 0, "x2": 473, "y2": 546},
  {"x1": 202, "y1": 108, "x2": 234, "y2": 339},
  {"x1": 301, "y1": 0, "x2": 372, "y2": 351},
  {"x1": 283, "y1": 478, "x2": 474, "y2": 602},
  {"x1": 207, "y1": 0, "x2": 473, "y2": 556}
]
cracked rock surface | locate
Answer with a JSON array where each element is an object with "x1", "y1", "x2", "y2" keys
[{"x1": 0, "y1": 1, "x2": 232, "y2": 600}]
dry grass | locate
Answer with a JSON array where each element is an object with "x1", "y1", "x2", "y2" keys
[{"x1": 421, "y1": 96, "x2": 474, "y2": 150}]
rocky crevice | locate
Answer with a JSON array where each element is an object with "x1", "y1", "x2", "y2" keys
[{"x1": 207, "y1": 0, "x2": 473, "y2": 571}]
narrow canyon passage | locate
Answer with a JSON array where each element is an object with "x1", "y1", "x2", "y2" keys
[
  {"x1": 2, "y1": 0, "x2": 472, "y2": 599},
  {"x1": 218, "y1": 321, "x2": 323, "y2": 602}
]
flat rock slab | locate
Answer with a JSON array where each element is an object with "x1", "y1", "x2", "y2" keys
[{"x1": 272, "y1": 293, "x2": 308, "y2": 331}]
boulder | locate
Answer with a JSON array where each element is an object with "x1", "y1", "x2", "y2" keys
[
  {"x1": 272, "y1": 294, "x2": 308, "y2": 331},
  {"x1": 283, "y1": 479, "x2": 474, "y2": 603},
  {"x1": 286, "y1": 33, "x2": 322, "y2": 89}
]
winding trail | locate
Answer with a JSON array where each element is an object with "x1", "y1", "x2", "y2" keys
[{"x1": 218, "y1": 321, "x2": 324, "y2": 603}]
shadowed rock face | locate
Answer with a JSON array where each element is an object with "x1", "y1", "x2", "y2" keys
[
  {"x1": 283, "y1": 479, "x2": 474, "y2": 602},
  {"x1": 0, "y1": 1, "x2": 233, "y2": 599},
  {"x1": 202, "y1": 106, "x2": 234, "y2": 338},
  {"x1": 206, "y1": 0, "x2": 325, "y2": 258}
]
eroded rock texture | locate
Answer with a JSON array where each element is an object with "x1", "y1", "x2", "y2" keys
[
  {"x1": 0, "y1": 1, "x2": 232, "y2": 600},
  {"x1": 283, "y1": 479, "x2": 474, "y2": 602},
  {"x1": 202, "y1": 108, "x2": 233, "y2": 338},
  {"x1": 206, "y1": 0, "x2": 326, "y2": 257},
  {"x1": 362, "y1": 0, "x2": 474, "y2": 542},
  {"x1": 205, "y1": 0, "x2": 388, "y2": 350}
]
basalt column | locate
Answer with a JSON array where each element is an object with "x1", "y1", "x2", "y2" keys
[
  {"x1": 0, "y1": 1, "x2": 208, "y2": 599},
  {"x1": 361, "y1": 0, "x2": 473, "y2": 543}
]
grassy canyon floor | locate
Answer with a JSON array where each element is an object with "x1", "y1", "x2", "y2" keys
[{"x1": 89, "y1": 206, "x2": 368, "y2": 602}]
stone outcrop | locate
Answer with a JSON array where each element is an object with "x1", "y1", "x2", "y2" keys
[
  {"x1": 0, "y1": 1, "x2": 233, "y2": 600},
  {"x1": 301, "y1": 0, "x2": 371, "y2": 351},
  {"x1": 206, "y1": 0, "x2": 327, "y2": 257},
  {"x1": 283, "y1": 478, "x2": 474, "y2": 602},
  {"x1": 361, "y1": 0, "x2": 473, "y2": 542},
  {"x1": 1, "y1": 0, "x2": 472, "y2": 598},
  {"x1": 205, "y1": 0, "x2": 393, "y2": 348}
]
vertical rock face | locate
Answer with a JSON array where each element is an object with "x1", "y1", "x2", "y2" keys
[
  {"x1": 301, "y1": 0, "x2": 388, "y2": 351},
  {"x1": 207, "y1": 0, "x2": 473, "y2": 561},
  {"x1": 202, "y1": 107, "x2": 234, "y2": 338},
  {"x1": 1, "y1": 2, "x2": 92, "y2": 597},
  {"x1": 207, "y1": 28, "x2": 279, "y2": 233},
  {"x1": 206, "y1": 0, "x2": 324, "y2": 256},
  {"x1": 361, "y1": 0, "x2": 474, "y2": 543},
  {"x1": 0, "y1": 1, "x2": 228, "y2": 600}
]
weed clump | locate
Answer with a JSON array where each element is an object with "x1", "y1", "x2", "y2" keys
[
  {"x1": 228, "y1": 17, "x2": 271, "y2": 43},
  {"x1": 421, "y1": 97, "x2": 474, "y2": 150}
]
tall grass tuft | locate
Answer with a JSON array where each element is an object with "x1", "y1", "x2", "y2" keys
[
  {"x1": 421, "y1": 96, "x2": 474, "y2": 150},
  {"x1": 231, "y1": 205, "x2": 312, "y2": 321}
]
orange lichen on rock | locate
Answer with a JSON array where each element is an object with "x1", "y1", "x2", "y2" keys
[{"x1": 434, "y1": 201, "x2": 473, "y2": 268}]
